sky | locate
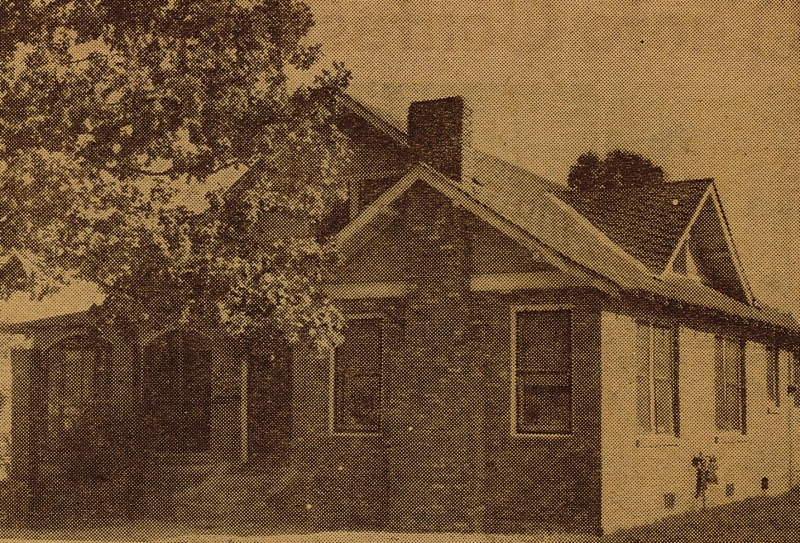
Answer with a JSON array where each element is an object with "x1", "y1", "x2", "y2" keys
[{"x1": 306, "y1": 0, "x2": 800, "y2": 315}]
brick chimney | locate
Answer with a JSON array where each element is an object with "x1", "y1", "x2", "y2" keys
[{"x1": 408, "y1": 96, "x2": 473, "y2": 183}]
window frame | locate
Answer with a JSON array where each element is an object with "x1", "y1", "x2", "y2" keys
[
  {"x1": 766, "y1": 343, "x2": 780, "y2": 408},
  {"x1": 714, "y1": 335, "x2": 747, "y2": 434},
  {"x1": 793, "y1": 350, "x2": 800, "y2": 408},
  {"x1": 635, "y1": 321, "x2": 680, "y2": 437},
  {"x1": 510, "y1": 304, "x2": 574, "y2": 437},
  {"x1": 329, "y1": 313, "x2": 384, "y2": 437}
]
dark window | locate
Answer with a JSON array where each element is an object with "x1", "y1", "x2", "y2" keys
[
  {"x1": 714, "y1": 336, "x2": 746, "y2": 432},
  {"x1": 333, "y1": 318, "x2": 382, "y2": 434},
  {"x1": 45, "y1": 336, "x2": 111, "y2": 443},
  {"x1": 635, "y1": 323, "x2": 679, "y2": 435},
  {"x1": 143, "y1": 330, "x2": 212, "y2": 452},
  {"x1": 794, "y1": 351, "x2": 800, "y2": 408},
  {"x1": 514, "y1": 309, "x2": 572, "y2": 434},
  {"x1": 767, "y1": 345, "x2": 780, "y2": 407}
]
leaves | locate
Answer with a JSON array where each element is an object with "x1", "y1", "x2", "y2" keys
[
  {"x1": 568, "y1": 149, "x2": 665, "y2": 190},
  {"x1": 0, "y1": 0, "x2": 352, "y2": 349}
]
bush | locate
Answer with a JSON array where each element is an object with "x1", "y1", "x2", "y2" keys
[{"x1": 39, "y1": 409, "x2": 151, "y2": 523}]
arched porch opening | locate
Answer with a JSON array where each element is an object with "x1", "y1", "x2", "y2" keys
[
  {"x1": 246, "y1": 343, "x2": 292, "y2": 460},
  {"x1": 142, "y1": 330, "x2": 212, "y2": 453},
  {"x1": 43, "y1": 334, "x2": 112, "y2": 448}
]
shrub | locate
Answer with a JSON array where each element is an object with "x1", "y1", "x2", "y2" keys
[{"x1": 39, "y1": 409, "x2": 150, "y2": 523}]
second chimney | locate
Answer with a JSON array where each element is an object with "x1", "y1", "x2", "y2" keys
[{"x1": 408, "y1": 96, "x2": 473, "y2": 183}]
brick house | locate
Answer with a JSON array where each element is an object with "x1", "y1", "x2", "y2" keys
[{"x1": 2, "y1": 95, "x2": 800, "y2": 534}]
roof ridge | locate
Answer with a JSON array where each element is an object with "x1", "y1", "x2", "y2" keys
[
  {"x1": 665, "y1": 177, "x2": 715, "y2": 186},
  {"x1": 338, "y1": 93, "x2": 409, "y2": 147},
  {"x1": 561, "y1": 178, "x2": 713, "y2": 196}
]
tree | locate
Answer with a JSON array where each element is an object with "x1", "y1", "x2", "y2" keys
[
  {"x1": 566, "y1": 150, "x2": 601, "y2": 191},
  {"x1": 0, "y1": 0, "x2": 352, "y2": 348},
  {"x1": 567, "y1": 149, "x2": 665, "y2": 190}
]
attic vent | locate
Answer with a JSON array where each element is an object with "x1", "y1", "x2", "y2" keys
[
  {"x1": 664, "y1": 493, "x2": 676, "y2": 509},
  {"x1": 726, "y1": 483, "x2": 735, "y2": 497}
]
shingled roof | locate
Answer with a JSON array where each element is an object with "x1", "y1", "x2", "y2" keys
[
  {"x1": 557, "y1": 180, "x2": 712, "y2": 274},
  {"x1": 334, "y1": 96, "x2": 798, "y2": 333},
  {"x1": 2, "y1": 95, "x2": 797, "y2": 334}
]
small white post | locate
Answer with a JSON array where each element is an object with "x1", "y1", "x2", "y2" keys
[{"x1": 240, "y1": 356, "x2": 248, "y2": 463}]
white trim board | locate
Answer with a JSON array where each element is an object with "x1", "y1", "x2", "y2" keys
[
  {"x1": 708, "y1": 184, "x2": 755, "y2": 305},
  {"x1": 661, "y1": 183, "x2": 755, "y2": 305},
  {"x1": 470, "y1": 271, "x2": 589, "y2": 292},
  {"x1": 322, "y1": 281, "x2": 410, "y2": 299}
]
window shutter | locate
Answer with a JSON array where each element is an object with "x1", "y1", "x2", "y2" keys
[
  {"x1": 635, "y1": 324, "x2": 651, "y2": 433},
  {"x1": 767, "y1": 346, "x2": 779, "y2": 407},
  {"x1": 714, "y1": 336, "x2": 725, "y2": 430},
  {"x1": 652, "y1": 326, "x2": 674, "y2": 435},
  {"x1": 9, "y1": 347, "x2": 44, "y2": 515},
  {"x1": 185, "y1": 345, "x2": 212, "y2": 451},
  {"x1": 671, "y1": 327, "x2": 680, "y2": 438},
  {"x1": 794, "y1": 351, "x2": 800, "y2": 408},
  {"x1": 738, "y1": 340, "x2": 747, "y2": 435}
]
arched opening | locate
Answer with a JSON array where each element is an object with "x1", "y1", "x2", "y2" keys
[
  {"x1": 44, "y1": 335, "x2": 112, "y2": 447},
  {"x1": 246, "y1": 343, "x2": 292, "y2": 459},
  {"x1": 143, "y1": 330, "x2": 212, "y2": 453}
]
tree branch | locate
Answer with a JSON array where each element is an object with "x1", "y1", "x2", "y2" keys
[{"x1": 97, "y1": 157, "x2": 251, "y2": 178}]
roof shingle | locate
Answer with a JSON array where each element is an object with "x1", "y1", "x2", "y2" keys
[{"x1": 557, "y1": 180, "x2": 712, "y2": 273}]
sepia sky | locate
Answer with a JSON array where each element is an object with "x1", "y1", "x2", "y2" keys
[{"x1": 307, "y1": 0, "x2": 800, "y2": 316}]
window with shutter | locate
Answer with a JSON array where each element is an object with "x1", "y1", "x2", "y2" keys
[
  {"x1": 635, "y1": 323, "x2": 679, "y2": 436},
  {"x1": 714, "y1": 336, "x2": 746, "y2": 432},
  {"x1": 513, "y1": 309, "x2": 572, "y2": 435}
]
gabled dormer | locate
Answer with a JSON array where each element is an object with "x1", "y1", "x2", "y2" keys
[
  {"x1": 664, "y1": 184, "x2": 753, "y2": 304},
  {"x1": 559, "y1": 179, "x2": 754, "y2": 305}
]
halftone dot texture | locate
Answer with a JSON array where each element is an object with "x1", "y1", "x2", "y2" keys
[{"x1": 3, "y1": 0, "x2": 800, "y2": 541}]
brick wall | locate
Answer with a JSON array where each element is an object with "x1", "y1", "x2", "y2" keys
[
  {"x1": 476, "y1": 289, "x2": 603, "y2": 533},
  {"x1": 291, "y1": 297, "x2": 403, "y2": 530},
  {"x1": 315, "y1": 181, "x2": 605, "y2": 533},
  {"x1": 385, "y1": 182, "x2": 484, "y2": 532}
]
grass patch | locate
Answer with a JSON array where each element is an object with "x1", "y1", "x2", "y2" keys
[{"x1": 605, "y1": 487, "x2": 800, "y2": 543}]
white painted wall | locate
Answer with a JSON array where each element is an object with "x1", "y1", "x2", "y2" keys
[{"x1": 601, "y1": 312, "x2": 797, "y2": 533}]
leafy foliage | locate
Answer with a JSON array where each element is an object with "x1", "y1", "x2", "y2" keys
[
  {"x1": 0, "y1": 0, "x2": 352, "y2": 347},
  {"x1": 567, "y1": 149, "x2": 665, "y2": 190}
]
